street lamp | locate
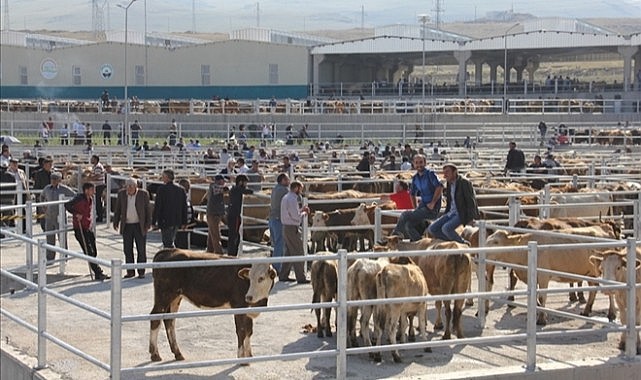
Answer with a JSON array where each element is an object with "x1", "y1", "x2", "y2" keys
[
  {"x1": 117, "y1": 0, "x2": 138, "y2": 145},
  {"x1": 418, "y1": 14, "x2": 430, "y2": 138},
  {"x1": 503, "y1": 22, "x2": 520, "y2": 112}
]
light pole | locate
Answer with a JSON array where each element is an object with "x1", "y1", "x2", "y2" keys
[
  {"x1": 503, "y1": 22, "x2": 520, "y2": 112},
  {"x1": 117, "y1": 0, "x2": 138, "y2": 145},
  {"x1": 418, "y1": 14, "x2": 430, "y2": 136}
]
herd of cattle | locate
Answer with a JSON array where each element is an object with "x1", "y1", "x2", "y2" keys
[{"x1": 116, "y1": 151, "x2": 641, "y2": 364}]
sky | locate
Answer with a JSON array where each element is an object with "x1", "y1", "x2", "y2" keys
[{"x1": 2, "y1": 0, "x2": 640, "y2": 33}]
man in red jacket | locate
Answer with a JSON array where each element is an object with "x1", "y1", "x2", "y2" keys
[{"x1": 65, "y1": 182, "x2": 110, "y2": 281}]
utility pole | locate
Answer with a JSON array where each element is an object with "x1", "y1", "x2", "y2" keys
[
  {"x1": 2, "y1": 0, "x2": 9, "y2": 31},
  {"x1": 432, "y1": 0, "x2": 443, "y2": 31}
]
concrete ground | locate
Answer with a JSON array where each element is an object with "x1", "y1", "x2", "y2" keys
[{"x1": 1, "y1": 223, "x2": 640, "y2": 380}]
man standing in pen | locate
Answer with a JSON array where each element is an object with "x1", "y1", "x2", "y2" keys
[
  {"x1": 113, "y1": 178, "x2": 152, "y2": 279},
  {"x1": 40, "y1": 171, "x2": 75, "y2": 261},
  {"x1": 153, "y1": 169, "x2": 187, "y2": 248},
  {"x1": 279, "y1": 180, "x2": 310, "y2": 284},
  {"x1": 268, "y1": 173, "x2": 290, "y2": 274}
]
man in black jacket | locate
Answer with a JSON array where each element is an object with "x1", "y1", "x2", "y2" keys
[
  {"x1": 152, "y1": 169, "x2": 187, "y2": 248},
  {"x1": 32, "y1": 157, "x2": 53, "y2": 230},
  {"x1": 503, "y1": 141, "x2": 526, "y2": 175},
  {"x1": 427, "y1": 163, "x2": 479, "y2": 244}
]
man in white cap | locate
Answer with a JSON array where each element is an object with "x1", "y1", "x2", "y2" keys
[{"x1": 40, "y1": 171, "x2": 76, "y2": 261}]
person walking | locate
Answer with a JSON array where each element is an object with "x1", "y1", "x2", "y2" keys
[
  {"x1": 268, "y1": 173, "x2": 290, "y2": 274},
  {"x1": 226, "y1": 174, "x2": 254, "y2": 256},
  {"x1": 113, "y1": 178, "x2": 152, "y2": 279},
  {"x1": 102, "y1": 120, "x2": 112, "y2": 145},
  {"x1": 153, "y1": 169, "x2": 187, "y2": 248},
  {"x1": 7, "y1": 158, "x2": 29, "y2": 231},
  {"x1": 32, "y1": 157, "x2": 53, "y2": 230},
  {"x1": 279, "y1": 180, "x2": 310, "y2": 284},
  {"x1": 65, "y1": 183, "x2": 110, "y2": 281},
  {"x1": 391, "y1": 154, "x2": 443, "y2": 241},
  {"x1": 427, "y1": 163, "x2": 479, "y2": 244},
  {"x1": 503, "y1": 141, "x2": 526, "y2": 175},
  {"x1": 40, "y1": 171, "x2": 75, "y2": 261},
  {"x1": 206, "y1": 175, "x2": 228, "y2": 253},
  {"x1": 130, "y1": 120, "x2": 142, "y2": 146}
]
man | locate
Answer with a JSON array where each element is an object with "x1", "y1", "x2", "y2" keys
[
  {"x1": 32, "y1": 157, "x2": 54, "y2": 230},
  {"x1": 427, "y1": 163, "x2": 479, "y2": 244},
  {"x1": 152, "y1": 169, "x2": 187, "y2": 248},
  {"x1": 381, "y1": 155, "x2": 400, "y2": 171},
  {"x1": 65, "y1": 183, "x2": 110, "y2": 281},
  {"x1": 279, "y1": 180, "x2": 310, "y2": 284},
  {"x1": 40, "y1": 172, "x2": 75, "y2": 261},
  {"x1": 227, "y1": 174, "x2": 254, "y2": 256},
  {"x1": 538, "y1": 120, "x2": 547, "y2": 144},
  {"x1": 246, "y1": 160, "x2": 264, "y2": 192},
  {"x1": 504, "y1": 141, "x2": 526, "y2": 175},
  {"x1": 113, "y1": 178, "x2": 152, "y2": 279},
  {"x1": 269, "y1": 173, "x2": 290, "y2": 274},
  {"x1": 206, "y1": 175, "x2": 228, "y2": 253},
  {"x1": 356, "y1": 151, "x2": 371, "y2": 176},
  {"x1": 392, "y1": 154, "x2": 443, "y2": 241},
  {"x1": 88, "y1": 155, "x2": 106, "y2": 222},
  {"x1": 102, "y1": 120, "x2": 112, "y2": 145},
  {"x1": 130, "y1": 120, "x2": 142, "y2": 146},
  {"x1": 7, "y1": 158, "x2": 29, "y2": 231}
]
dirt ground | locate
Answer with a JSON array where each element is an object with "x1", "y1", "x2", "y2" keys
[{"x1": 1, "y1": 225, "x2": 639, "y2": 380}]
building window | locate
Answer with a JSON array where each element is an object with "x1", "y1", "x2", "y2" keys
[
  {"x1": 19, "y1": 66, "x2": 28, "y2": 85},
  {"x1": 269, "y1": 64, "x2": 278, "y2": 84},
  {"x1": 135, "y1": 65, "x2": 145, "y2": 85},
  {"x1": 201, "y1": 65, "x2": 211, "y2": 85},
  {"x1": 72, "y1": 65, "x2": 81, "y2": 85}
]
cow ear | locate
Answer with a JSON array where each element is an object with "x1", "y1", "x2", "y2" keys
[
  {"x1": 635, "y1": 259, "x2": 641, "y2": 271},
  {"x1": 588, "y1": 255, "x2": 603, "y2": 268},
  {"x1": 268, "y1": 267, "x2": 277, "y2": 280},
  {"x1": 323, "y1": 213, "x2": 329, "y2": 221},
  {"x1": 238, "y1": 268, "x2": 250, "y2": 279}
]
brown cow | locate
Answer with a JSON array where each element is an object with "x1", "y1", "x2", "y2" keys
[
  {"x1": 484, "y1": 228, "x2": 614, "y2": 325},
  {"x1": 149, "y1": 249, "x2": 277, "y2": 362},
  {"x1": 589, "y1": 249, "x2": 641, "y2": 354},
  {"x1": 310, "y1": 252, "x2": 338, "y2": 338},
  {"x1": 373, "y1": 259, "x2": 428, "y2": 363}
]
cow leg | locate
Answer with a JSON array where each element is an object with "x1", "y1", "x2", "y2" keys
[
  {"x1": 507, "y1": 269, "x2": 518, "y2": 305},
  {"x1": 465, "y1": 280, "x2": 474, "y2": 306},
  {"x1": 149, "y1": 300, "x2": 171, "y2": 362},
  {"x1": 480, "y1": 264, "x2": 496, "y2": 316},
  {"x1": 389, "y1": 310, "x2": 403, "y2": 363},
  {"x1": 323, "y1": 294, "x2": 333, "y2": 337},
  {"x1": 406, "y1": 313, "x2": 416, "y2": 342},
  {"x1": 453, "y1": 299, "x2": 465, "y2": 338},
  {"x1": 165, "y1": 297, "x2": 184, "y2": 361},
  {"x1": 418, "y1": 302, "x2": 431, "y2": 353},
  {"x1": 372, "y1": 306, "x2": 385, "y2": 362},
  {"x1": 347, "y1": 306, "x2": 359, "y2": 347},
  {"x1": 579, "y1": 282, "x2": 598, "y2": 317},
  {"x1": 569, "y1": 282, "x2": 578, "y2": 302},
  {"x1": 313, "y1": 289, "x2": 323, "y2": 337},
  {"x1": 607, "y1": 294, "x2": 617, "y2": 322},
  {"x1": 536, "y1": 280, "x2": 549, "y2": 326},
  {"x1": 443, "y1": 301, "x2": 452, "y2": 340},
  {"x1": 234, "y1": 314, "x2": 253, "y2": 362},
  {"x1": 434, "y1": 300, "x2": 444, "y2": 330},
  {"x1": 361, "y1": 305, "x2": 375, "y2": 347}
]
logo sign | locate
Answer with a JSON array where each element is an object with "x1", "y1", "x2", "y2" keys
[
  {"x1": 40, "y1": 58, "x2": 58, "y2": 80},
  {"x1": 100, "y1": 64, "x2": 113, "y2": 80}
]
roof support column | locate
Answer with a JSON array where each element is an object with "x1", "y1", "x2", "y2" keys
[
  {"x1": 489, "y1": 62, "x2": 498, "y2": 89},
  {"x1": 454, "y1": 50, "x2": 471, "y2": 96},
  {"x1": 474, "y1": 61, "x2": 483, "y2": 86},
  {"x1": 634, "y1": 52, "x2": 641, "y2": 92},
  {"x1": 312, "y1": 54, "x2": 325, "y2": 97},
  {"x1": 618, "y1": 45, "x2": 638, "y2": 93},
  {"x1": 526, "y1": 58, "x2": 540, "y2": 85}
]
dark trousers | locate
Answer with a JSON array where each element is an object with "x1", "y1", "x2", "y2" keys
[
  {"x1": 73, "y1": 228, "x2": 104, "y2": 276},
  {"x1": 95, "y1": 185, "x2": 106, "y2": 222},
  {"x1": 123, "y1": 223, "x2": 147, "y2": 275},
  {"x1": 227, "y1": 214, "x2": 240, "y2": 256},
  {"x1": 160, "y1": 225, "x2": 178, "y2": 248}
]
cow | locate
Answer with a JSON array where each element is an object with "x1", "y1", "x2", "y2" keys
[
  {"x1": 349, "y1": 200, "x2": 399, "y2": 236},
  {"x1": 373, "y1": 258, "x2": 429, "y2": 363},
  {"x1": 149, "y1": 249, "x2": 277, "y2": 362},
  {"x1": 379, "y1": 236, "x2": 471, "y2": 340},
  {"x1": 484, "y1": 228, "x2": 615, "y2": 325},
  {"x1": 589, "y1": 249, "x2": 641, "y2": 354},
  {"x1": 347, "y1": 257, "x2": 389, "y2": 348},
  {"x1": 311, "y1": 205, "x2": 373, "y2": 252},
  {"x1": 310, "y1": 252, "x2": 338, "y2": 338}
]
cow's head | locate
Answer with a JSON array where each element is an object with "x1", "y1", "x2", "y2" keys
[
  {"x1": 238, "y1": 263, "x2": 277, "y2": 305},
  {"x1": 311, "y1": 211, "x2": 328, "y2": 227},
  {"x1": 485, "y1": 230, "x2": 510, "y2": 247},
  {"x1": 590, "y1": 251, "x2": 640, "y2": 296},
  {"x1": 350, "y1": 203, "x2": 371, "y2": 226}
]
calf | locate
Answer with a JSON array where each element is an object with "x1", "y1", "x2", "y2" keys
[
  {"x1": 373, "y1": 259, "x2": 428, "y2": 363},
  {"x1": 311, "y1": 206, "x2": 371, "y2": 252},
  {"x1": 311, "y1": 252, "x2": 338, "y2": 338},
  {"x1": 590, "y1": 249, "x2": 641, "y2": 354},
  {"x1": 149, "y1": 249, "x2": 277, "y2": 362},
  {"x1": 484, "y1": 229, "x2": 611, "y2": 325}
]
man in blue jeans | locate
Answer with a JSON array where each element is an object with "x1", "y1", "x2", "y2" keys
[
  {"x1": 427, "y1": 163, "x2": 479, "y2": 244},
  {"x1": 152, "y1": 169, "x2": 187, "y2": 248},
  {"x1": 392, "y1": 154, "x2": 443, "y2": 241},
  {"x1": 268, "y1": 173, "x2": 290, "y2": 274}
]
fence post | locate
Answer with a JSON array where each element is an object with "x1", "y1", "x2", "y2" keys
[
  {"x1": 541, "y1": 185, "x2": 551, "y2": 219},
  {"x1": 624, "y1": 238, "x2": 638, "y2": 360},
  {"x1": 302, "y1": 210, "x2": 309, "y2": 272},
  {"x1": 508, "y1": 196, "x2": 520, "y2": 226},
  {"x1": 25, "y1": 199, "x2": 34, "y2": 282},
  {"x1": 36, "y1": 239, "x2": 48, "y2": 370},
  {"x1": 633, "y1": 199, "x2": 640, "y2": 240},
  {"x1": 110, "y1": 259, "x2": 123, "y2": 380},
  {"x1": 336, "y1": 249, "x2": 348, "y2": 380},
  {"x1": 477, "y1": 220, "x2": 487, "y2": 328},
  {"x1": 374, "y1": 207, "x2": 381, "y2": 244},
  {"x1": 58, "y1": 196, "x2": 68, "y2": 275},
  {"x1": 526, "y1": 241, "x2": 538, "y2": 371},
  {"x1": 105, "y1": 173, "x2": 112, "y2": 225}
]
